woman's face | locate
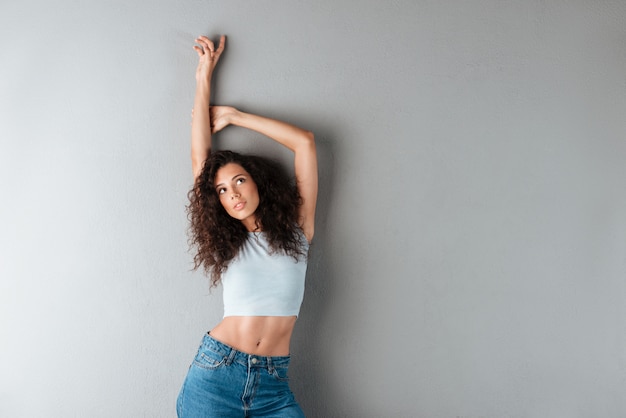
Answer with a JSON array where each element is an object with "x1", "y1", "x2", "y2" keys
[{"x1": 214, "y1": 163, "x2": 260, "y2": 231}]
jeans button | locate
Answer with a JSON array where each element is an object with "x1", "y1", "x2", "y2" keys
[{"x1": 251, "y1": 358, "x2": 258, "y2": 364}]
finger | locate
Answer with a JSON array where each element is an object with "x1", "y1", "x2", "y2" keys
[
  {"x1": 193, "y1": 45, "x2": 203, "y2": 56},
  {"x1": 197, "y1": 35, "x2": 215, "y2": 52},
  {"x1": 215, "y1": 35, "x2": 226, "y2": 55},
  {"x1": 196, "y1": 35, "x2": 210, "y2": 45},
  {"x1": 195, "y1": 36, "x2": 210, "y2": 51}
]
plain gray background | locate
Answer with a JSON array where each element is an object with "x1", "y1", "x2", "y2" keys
[{"x1": 1, "y1": 1, "x2": 625, "y2": 417}]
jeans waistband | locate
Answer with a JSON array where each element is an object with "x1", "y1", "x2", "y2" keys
[{"x1": 202, "y1": 333, "x2": 291, "y2": 368}]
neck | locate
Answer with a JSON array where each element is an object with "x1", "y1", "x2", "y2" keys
[{"x1": 242, "y1": 217, "x2": 260, "y2": 232}]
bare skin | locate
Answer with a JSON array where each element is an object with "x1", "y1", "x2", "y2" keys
[
  {"x1": 191, "y1": 35, "x2": 317, "y2": 357},
  {"x1": 209, "y1": 316, "x2": 297, "y2": 356}
]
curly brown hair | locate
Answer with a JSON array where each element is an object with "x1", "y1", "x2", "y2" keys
[{"x1": 187, "y1": 150, "x2": 306, "y2": 287}]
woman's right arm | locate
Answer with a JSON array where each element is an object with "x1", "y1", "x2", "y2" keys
[{"x1": 191, "y1": 35, "x2": 226, "y2": 180}]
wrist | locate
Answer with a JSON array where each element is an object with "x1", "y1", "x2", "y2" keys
[{"x1": 228, "y1": 109, "x2": 243, "y2": 126}]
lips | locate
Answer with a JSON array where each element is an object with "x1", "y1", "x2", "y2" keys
[{"x1": 233, "y1": 201, "x2": 246, "y2": 211}]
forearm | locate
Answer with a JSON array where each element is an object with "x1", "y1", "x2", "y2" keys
[
  {"x1": 230, "y1": 111, "x2": 314, "y2": 153},
  {"x1": 191, "y1": 79, "x2": 212, "y2": 178},
  {"x1": 190, "y1": 35, "x2": 225, "y2": 179}
]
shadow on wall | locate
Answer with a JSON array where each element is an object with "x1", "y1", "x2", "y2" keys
[{"x1": 288, "y1": 131, "x2": 345, "y2": 417}]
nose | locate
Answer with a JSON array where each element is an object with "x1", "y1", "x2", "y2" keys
[{"x1": 231, "y1": 191, "x2": 240, "y2": 199}]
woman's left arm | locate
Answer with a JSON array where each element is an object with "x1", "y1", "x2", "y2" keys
[{"x1": 211, "y1": 106, "x2": 318, "y2": 242}]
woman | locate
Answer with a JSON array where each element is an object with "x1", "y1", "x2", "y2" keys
[{"x1": 176, "y1": 35, "x2": 317, "y2": 417}]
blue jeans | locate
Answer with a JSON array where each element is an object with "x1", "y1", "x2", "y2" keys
[{"x1": 177, "y1": 333, "x2": 305, "y2": 417}]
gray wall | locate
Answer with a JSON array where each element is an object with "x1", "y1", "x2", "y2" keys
[{"x1": 1, "y1": 1, "x2": 625, "y2": 417}]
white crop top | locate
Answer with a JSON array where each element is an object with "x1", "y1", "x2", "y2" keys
[{"x1": 221, "y1": 231, "x2": 309, "y2": 317}]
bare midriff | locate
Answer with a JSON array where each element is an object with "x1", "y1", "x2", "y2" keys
[{"x1": 209, "y1": 316, "x2": 297, "y2": 356}]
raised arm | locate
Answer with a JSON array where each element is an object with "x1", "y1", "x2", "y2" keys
[
  {"x1": 211, "y1": 106, "x2": 318, "y2": 242},
  {"x1": 191, "y1": 35, "x2": 225, "y2": 180}
]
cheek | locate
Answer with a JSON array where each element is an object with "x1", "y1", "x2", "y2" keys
[{"x1": 218, "y1": 195, "x2": 229, "y2": 209}]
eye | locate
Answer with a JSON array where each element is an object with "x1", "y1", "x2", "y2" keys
[
  {"x1": 236, "y1": 177, "x2": 245, "y2": 185},
  {"x1": 217, "y1": 187, "x2": 226, "y2": 195}
]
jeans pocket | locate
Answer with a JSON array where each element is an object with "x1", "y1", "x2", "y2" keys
[
  {"x1": 192, "y1": 349, "x2": 226, "y2": 370},
  {"x1": 270, "y1": 366, "x2": 290, "y2": 382}
]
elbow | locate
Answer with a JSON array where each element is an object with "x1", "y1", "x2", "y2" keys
[
  {"x1": 294, "y1": 131, "x2": 315, "y2": 154},
  {"x1": 301, "y1": 130, "x2": 315, "y2": 150}
]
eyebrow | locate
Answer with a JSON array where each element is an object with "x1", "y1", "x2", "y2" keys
[{"x1": 215, "y1": 174, "x2": 246, "y2": 188}]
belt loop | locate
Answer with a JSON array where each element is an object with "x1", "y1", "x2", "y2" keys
[
  {"x1": 225, "y1": 348, "x2": 236, "y2": 365},
  {"x1": 267, "y1": 357, "x2": 274, "y2": 373}
]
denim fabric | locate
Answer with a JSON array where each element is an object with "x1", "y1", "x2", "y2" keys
[{"x1": 177, "y1": 333, "x2": 305, "y2": 417}]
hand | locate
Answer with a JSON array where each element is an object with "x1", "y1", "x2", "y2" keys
[
  {"x1": 193, "y1": 35, "x2": 226, "y2": 82},
  {"x1": 210, "y1": 106, "x2": 239, "y2": 133}
]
